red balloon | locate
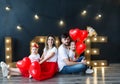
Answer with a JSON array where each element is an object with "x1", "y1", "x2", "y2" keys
[
  {"x1": 16, "y1": 57, "x2": 31, "y2": 70},
  {"x1": 69, "y1": 28, "x2": 82, "y2": 41},
  {"x1": 29, "y1": 61, "x2": 41, "y2": 80},
  {"x1": 79, "y1": 30, "x2": 88, "y2": 42},
  {"x1": 76, "y1": 42, "x2": 86, "y2": 55},
  {"x1": 22, "y1": 57, "x2": 31, "y2": 70}
]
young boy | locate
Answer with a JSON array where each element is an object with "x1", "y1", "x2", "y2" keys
[{"x1": 69, "y1": 41, "x2": 94, "y2": 74}]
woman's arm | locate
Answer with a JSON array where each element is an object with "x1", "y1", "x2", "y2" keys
[
  {"x1": 40, "y1": 52, "x2": 45, "y2": 61},
  {"x1": 39, "y1": 52, "x2": 55, "y2": 64}
]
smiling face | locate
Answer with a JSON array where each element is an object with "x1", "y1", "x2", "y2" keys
[
  {"x1": 47, "y1": 36, "x2": 55, "y2": 47},
  {"x1": 70, "y1": 41, "x2": 76, "y2": 51}
]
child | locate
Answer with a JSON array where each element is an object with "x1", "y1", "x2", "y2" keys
[
  {"x1": 0, "y1": 43, "x2": 40, "y2": 78},
  {"x1": 29, "y1": 43, "x2": 40, "y2": 62},
  {"x1": 69, "y1": 41, "x2": 94, "y2": 74}
]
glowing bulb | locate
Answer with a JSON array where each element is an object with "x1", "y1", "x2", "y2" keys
[
  {"x1": 101, "y1": 63, "x2": 105, "y2": 65},
  {"x1": 95, "y1": 14, "x2": 102, "y2": 20},
  {"x1": 56, "y1": 40, "x2": 59, "y2": 44},
  {"x1": 93, "y1": 50, "x2": 97, "y2": 54},
  {"x1": 40, "y1": 38, "x2": 44, "y2": 42},
  {"x1": 7, "y1": 75, "x2": 11, "y2": 79},
  {"x1": 101, "y1": 38, "x2": 105, "y2": 41},
  {"x1": 6, "y1": 39, "x2": 10, "y2": 43},
  {"x1": 94, "y1": 37, "x2": 97, "y2": 41},
  {"x1": 86, "y1": 50, "x2": 90, "y2": 53},
  {"x1": 6, "y1": 48, "x2": 10, "y2": 51},
  {"x1": 6, "y1": 55, "x2": 10, "y2": 59},
  {"x1": 59, "y1": 20, "x2": 64, "y2": 26},
  {"x1": 31, "y1": 42, "x2": 35, "y2": 46},
  {"x1": 17, "y1": 25, "x2": 22, "y2": 30},
  {"x1": 34, "y1": 14, "x2": 39, "y2": 20},
  {"x1": 87, "y1": 61, "x2": 90, "y2": 64},
  {"x1": 7, "y1": 64, "x2": 10, "y2": 68},
  {"x1": 98, "y1": 14, "x2": 102, "y2": 18},
  {"x1": 94, "y1": 62, "x2": 97, "y2": 65},
  {"x1": 86, "y1": 39, "x2": 90, "y2": 42},
  {"x1": 5, "y1": 6, "x2": 10, "y2": 11},
  {"x1": 81, "y1": 10, "x2": 87, "y2": 16}
]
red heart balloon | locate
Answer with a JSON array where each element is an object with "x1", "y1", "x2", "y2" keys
[
  {"x1": 79, "y1": 30, "x2": 88, "y2": 42},
  {"x1": 16, "y1": 57, "x2": 31, "y2": 70},
  {"x1": 22, "y1": 57, "x2": 31, "y2": 70},
  {"x1": 69, "y1": 28, "x2": 82, "y2": 41},
  {"x1": 29, "y1": 61, "x2": 41, "y2": 80},
  {"x1": 76, "y1": 42, "x2": 86, "y2": 55}
]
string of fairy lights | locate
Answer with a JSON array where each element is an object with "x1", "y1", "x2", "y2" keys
[
  {"x1": 4, "y1": 5, "x2": 102, "y2": 31},
  {"x1": 3, "y1": 2, "x2": 107, "y2": 67}
]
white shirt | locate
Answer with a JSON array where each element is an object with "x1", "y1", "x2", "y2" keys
[
  {"x1": 29, "y1": 54, "x2": 40, "y2": 62},
  {"x1": 69, "y1": 50, "x2": 76, "y2": 61},
  {"x1": 43, "y1": 47, "x2": 57, "y2": 62},
  {"x1": 57, "y1": 44, "x2": 69, "y2": 71}
]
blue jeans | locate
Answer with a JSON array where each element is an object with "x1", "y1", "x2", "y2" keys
[
  {"x1": 76, "y1": 56, "x2": 85, "y2": 62},
  {"x1": 60, "y1": 63, "x2": 87, "y2": 74}
]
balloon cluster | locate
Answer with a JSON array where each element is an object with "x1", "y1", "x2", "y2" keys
[{"x1": 69, "y1": 28, "x2": 88, "y2": 55}]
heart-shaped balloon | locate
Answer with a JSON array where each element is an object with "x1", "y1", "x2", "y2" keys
[
  {"x1": 69, "y1": 28, "x2": 82, "y2": 41},
  {"x1": 16, "y1": 57, "x2": 31, "y2": 70},
  {"x1": 76, "y1": 42, "x2": 86, "y2": 55},
  {"x1": 79, "y1": 30, "x2": 88, "y2": 42},
  {"x1": 29, "y1": 61, "x2": 41, "y2": 80}
]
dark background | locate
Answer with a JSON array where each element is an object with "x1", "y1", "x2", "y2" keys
[{"x1": 0, "y1": 0, "x2": 120, "y2": 63}]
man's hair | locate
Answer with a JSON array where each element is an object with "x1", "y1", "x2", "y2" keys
[{"x1": 61, "y1": 33, "x2": 69, "y2": 39}]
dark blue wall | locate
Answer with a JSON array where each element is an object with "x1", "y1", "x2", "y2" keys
[{"x1": 0, "y1": 0, "x2": 120, "y2": 63}]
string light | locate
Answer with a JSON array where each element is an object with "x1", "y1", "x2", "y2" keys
[
  {"x1": 5, "y1": 6, "x2": 11, "y2": 11},
  {"x1": 34, "y1": 14, "x2": 39, "y2": 20},
  {"x1": 95, "y1": 14, "x2": 102, "y2": 20},
  {"x1": 81, "y1": 10, "x2": 87, "y2": 16},
  {"x1": 59, "y1": 20, "x2": 64, "y2": 26},
  {"x1": 17, "y1": 25, "x2": 22, "y2": 30}
]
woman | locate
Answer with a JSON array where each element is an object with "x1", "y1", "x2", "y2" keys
[{"x1": 29, "y1": 35, "x2": 58, "y2": 80}]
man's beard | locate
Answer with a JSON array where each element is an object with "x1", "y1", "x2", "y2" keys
[{"x1": 64, "y1": 42, "x2": 69, "y2": 46}]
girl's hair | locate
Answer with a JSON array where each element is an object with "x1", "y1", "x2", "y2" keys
[{"x1": 45, "y1": 35, "x2": 56, "y2": 50}]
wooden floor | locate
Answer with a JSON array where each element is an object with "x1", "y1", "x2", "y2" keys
[{"x1": 0, "y1": 64, "x2": 120, "y2": 84}]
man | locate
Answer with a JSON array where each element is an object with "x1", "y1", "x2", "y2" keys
[{"x1": 57, "y1": 33, "x2": 87, "y2": 74}]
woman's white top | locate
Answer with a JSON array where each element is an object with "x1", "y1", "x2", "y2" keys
[{"x1": 43, "y1": 47, "x2": 58, "y2": 62}]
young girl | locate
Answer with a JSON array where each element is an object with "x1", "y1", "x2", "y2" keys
[
  {"x1": 29, "y1": 35, "x2": 58, "y2": 80},
  {"x1": 69, "y1": 41, "x2": 94, "y2": 74},
  {"x1": 0, "y1": 43, "x2": 40, "y2": 77}
]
